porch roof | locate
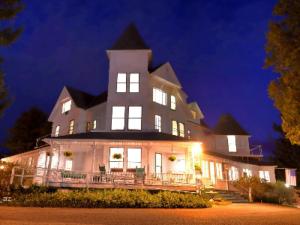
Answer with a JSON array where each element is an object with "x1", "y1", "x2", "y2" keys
[
  {"x1": 47, "y1": 132, "x2": 201, "y2": 142},
  {"x1": 205, "y1": 151, "x2": 277, "y2": 166}
]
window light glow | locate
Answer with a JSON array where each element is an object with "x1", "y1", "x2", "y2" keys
[
  {"x1": 172, "y1": 120, "x2": 178, "y2": 136},
  {"x1": 171, "y1": 95, "x2": 176, "y2": 110},
  {"x1": 179, "y1": 123, "x2": 185, "y2": 137},
  {"x1": 227, "y1": 135, "x2": 237, "y2": 152},
  {"x1": 259, "y1": 170, "x2": 270, "y2": 182},
  {"x1": 155, "y1": 115, "x2": 161, "y2": 132},
  {"x1": 117, "y1": 73, "x2": 126, "y2": 92},
  {"x1": 201, "y1": 160, "x2": 209, "y2": 178},
  {"x1": 153, "y1": 88, "x2": 167, "y2": 105},
  {"x1": 110, "y1": 148, "x2": 124, "y2": 169},
  {"x1": 62, "y1": 100, "x2": 71, "y2": 114},
  {"x1": 216, "y1": 163, "x2": 223, "y2": 179},
  {"x1": 55, "y1": 125, "x2": 60, "y2": 137},
  {"x1": 69, "y1": 120, "x2": 74, "y2": 134},
  {"x1": 65, "y1": 159, "x2": 73, "y2": 171},
  {"x1": 128, "y1": 106, "x2": 142, "y2": 130},
  {"x1": 129, "y1": 73, "x2": 139, "y2": 92},
  {"x1": 127, "y1": 148, "x2": 141, "y2": 168},
  {"x1": 111, "y1": 106, "x2": 125, "y2": 130}
]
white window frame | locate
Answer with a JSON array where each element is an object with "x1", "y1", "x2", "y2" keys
[
  {"x1": 116, "y1": 73, "x2": 127, "y2": 93},
  {"x1": 216, "y1": 163, "x2": 223, "y2": 180},
  {"x1": 111, "y1": 106, "x2": 125, "y2": 130},
  {"x1": 109, "y1": 147, "x2": 124, "y2": 169},
  {"x1": 62, "y1": 100, "x2": 71, "y2": 114},
  {"x1": 54, "y1": 125, "x2": 60, "y2": 137},
  {"x1": 227, "y1": 135, "x2": 237, "y2": 152},
  {"x1": 179, "y1": 123, "x2": 185, "y2": 137},
  {"x1": 171, "y1": 95, "x2": 176, "y2": 110},
  {"x1": 155, "y1": 115, "x2": 161, "y2": 132},
  {"x1": 201, "y1": 160, "x2": 209, "y2": 178},
  {"x1": 127, "y1": 148, "x2": 142, "y2": 169},
  {"x1": 153, "y1": 88, "x2": 167, "y2": 106},
  {"x1": 129, "y1": 73, "x2": 139, "y2": 93},
  {"x1": 69, "y1": 120, "x2": 74, "y2": 134},
  {"x1": 172, "y1": 120, "x2": 178, "y2": 136},
  {"x1": 128, "y1": 106, "x2": 142, "y2": 130},
  {"x1": 65, "y1": 159, "x2": 73, "y2": 171}
]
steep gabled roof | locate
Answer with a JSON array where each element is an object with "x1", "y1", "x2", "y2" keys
[
  {"x1": 110, "y1": 23, "x2": 149, "y2": 50},
  {"x1": 151, "y1": 62, "x2": 182, "y2": 88},
  {"x1": 65, "y1": 86, "x2": 107, "y2": 110},
  {"x1": 213, "y1": 114, "x2": 249, "y2": 135}
]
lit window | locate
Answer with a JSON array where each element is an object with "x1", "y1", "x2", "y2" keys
[
  {"x1": 201, "y1": 160, "x2": 209, "y2": 178},
  {"x1": 111, "y1": 106, "x2": 125, "y2": 130},
  {"x1": 155, "y1": 115, "x2": 161, "y2": 132},
  {"x1": 127, "y1": 148, "x2": 142, "y2": 168},
  {"x1": 243, "y1": 168, "x2": 252, "y2": 177},
  {"x1": 153, "y1": 88, "x2": 167, "y2": 105},
  {"x1": 65, "y1": 159, "x2": 73, "y2": 171},
  {"x1": 128, "y1": 106, "x2": 142, "y2": 130},
  {"x1": 86, "y1": 122, "x2": 91, "y2": 132},
  {"x1": 216, "y1": 163, "x2": 223, "y2": 179},
  {"x1": 228, "y1": 166, "x2": 239, "y2": 181},
  {"x1": 62, "y1": 100, "x2": 71, "y2": 114},
  {"x1": 191, "y1": 110, "x2": 196, "y2": 119},
  {"x1": 227, "y1": 135, "x2": 237, "y2": 152},
  {"x1": 172, "y1": 120, "x2": 178, "y2": 136},
  {"x1": 259, "y1": 171, "x2": 270, "y2": 182},
  {"x1": 93, "y1": 120, "x2": 97, "y2": 129},
  {"x1": 69, "y1": 120, "x2": 74, "y2": 134},
  {"x1": 155, "y1": 153, "x2": 162, "y2": 174},
  {"x1": 117, "y1": 73, "x2": 126, "y2": 92},
  {"x1": 179, "y1": 123, "x2": 185, "y2": 137},
  {"x1": 55, "y1": 125, "x2": 60, "y2": 137},
  {"x1": 109, "y1": 148, "x2": 124, "y2": 169},
  {"x1": 171, "y1": 95, "x2": 176, "y2": 110},
  {"x1": 187, "y1": 130, "x2": 191, "y2": 139},
  {"x1": 129, "y1": 73, "x2": 139, "y2": 93}
]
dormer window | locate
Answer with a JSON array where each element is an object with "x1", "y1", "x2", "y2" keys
[
  {"x1": 62, "y1": 100, "x2": 71, "y2": 114},
  {"x1": 171, "y1": 95, "x2": 176, "y2": 110},
  {"x1": 117, "y1": 73, "x2": 126, "y2": 92},
  {"x1": 153, "y1": 88, "x2": 167, "y2": 106},
  {"x1": 129, "y1": 73, "x2": 139, "y2": 93},
  {"x1": 227, "y1": 135, "x2": 237, "y2": 152}
]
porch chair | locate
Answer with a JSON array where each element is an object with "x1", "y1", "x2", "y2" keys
[
  {"x1": 134, "y1": 167, "x2": 145, "y2": 185},
  {"x1": 97, "y1": 165, "x2": 107, "y2": 183}
]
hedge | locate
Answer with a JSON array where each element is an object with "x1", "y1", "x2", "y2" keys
[{"x1": 6, "y1": 188, "x2": 212, "y2": 208}]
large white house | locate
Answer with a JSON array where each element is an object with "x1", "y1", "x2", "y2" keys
[{"x1": 1, "y1": 24, "x2": 296, "y2": 190}]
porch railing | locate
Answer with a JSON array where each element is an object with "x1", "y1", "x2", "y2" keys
[{"x1": 10, "y1": 166, "x2": 196, "y2": 188}]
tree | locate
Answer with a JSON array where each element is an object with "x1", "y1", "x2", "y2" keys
[
  {"x1": 0, "y1": 0, "x2": 24, "y2": 117},
  {"x1": 271, "y1": 123, "x2": 300, "y2": 186},
  {"x1": 265, "y1": 0, "x2": 300, "y2": 144},
  {"x1": 4, "y1": 107, "x2": 51, "y2": 155},
  {"x1": 233, "y1": 176, "x2": 262, "y2": 202}
]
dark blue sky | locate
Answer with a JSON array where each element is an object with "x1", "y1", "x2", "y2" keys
[{"x1": 0, "y1": 0, "x2": 279, "y2": 155}]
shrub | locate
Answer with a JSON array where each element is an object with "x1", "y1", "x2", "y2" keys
[{"x1": 5, "y1": 188, "x2": 212, "y2": 208}]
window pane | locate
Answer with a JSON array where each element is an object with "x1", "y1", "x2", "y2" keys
[
  {"x1": 128, "y1": 118, "x2": 141, "y2": 130},
  {"x1": 179, "y1": 123, "x2": 184, "y2": 137},
  {"x1": 65, "y1": 159, "x2": 73, "y2": 171},
  {"x1": 62, "y1": 100, "x2": 71, "y2": 113},
  {"x1": 171, "y1": 95, "x2": 176, "y2": 110},
  {"x1": 112, "y1": 118, "x2": 125, "y2": 130},
  {"x1": 112, "y1": 106, "x2": 125, "y2": 118},
  {"x1": 129, "y1": 106, "x2": 141, "y2": 117},
  {"x1": 110, "y1": 148, "x2": 124, "y2": 169},
  {"x1": 155, "y1": 115, "x2": 161, "y2": 132},
  {"x1": 201, "y1": 160, "x2": 209, "y2": 178},
  {"x1": 117, "y1": 73, "x2": 126, "y2": 82},
  {"x1": 112, "y1": 106, "x2": 125, "y2": 130},
  {"x1": 130, "y1": 73, "x2": 139, "y2": 82},
  {"x1": 55, "y1": 126, "x2": 60, "y2": 137},
  {"x1": 93, "y1": 120, "x2": 97, "y2": 129},
  {"x1": 69, "y1": 120, "x2": 74, "y2": 134},
  {"x1": 130, "y1": 83, "x2": 139, "y2": 92},
  {"x1": 117, "y1": 73, "x2": 126, "y2": 92},
  {"x1": 153, "y1": 88, "x2": 167, "y2": 105},
  {"x1": 227, "y1": 135, "x2": 237, "y2": 152},
  {"x1": 172, "y1": 120, "x2": 178, "y2": 136},
  {"x1": 128, "y1": 106, "x2": 142, "y2": 130},
  {"x1": 117, "y1": 83, "x2": 126, "y2": 92},
  {"x1": 127, "y1": 148, "x2": 142, "y2": 168}
]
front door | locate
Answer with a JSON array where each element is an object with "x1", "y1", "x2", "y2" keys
[{"x1": 210, "y1": 162, "x2": 216, "y2": 185}]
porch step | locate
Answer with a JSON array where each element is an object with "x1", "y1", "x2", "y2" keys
[{"x1": 214, "y1": 190, "x2": 248, "y2": 203}]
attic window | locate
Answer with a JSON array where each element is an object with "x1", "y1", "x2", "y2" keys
[
  {"x1": 62, "y1": 100, "x2": 71, "y2": 114},
  {"x1": 153, "y1": 88, "x2": 167, "y2": 106},
  {"x1": 227, "y1": 135, "x2": 237, "y2": 152}
]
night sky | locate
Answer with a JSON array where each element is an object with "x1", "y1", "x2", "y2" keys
[{"x1": 0, "y1": 0, "x2": 279, "y2": 156}]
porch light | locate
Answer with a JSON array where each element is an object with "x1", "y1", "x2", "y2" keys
[
  {"x1": 192, "y1": 143, "x2": 202, "y2": 156},
  {"x1": 0, "y1": 165, "x2": 5, "y2": 170}
]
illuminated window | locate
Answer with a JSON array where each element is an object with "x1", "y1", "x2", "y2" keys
[
  {"x1": 127, "y1": 148, "x2": 142, "y2": 168},
  {"x1": 179, "y1": 123, "x2": 185, "y2": 137},
  {"x1": 243, "y1": 168, "x2": 252, "y2": 177},
  {"x1": 110, "y1": 148, "x2": 124, "y2": 169},
  {"x1": 191, "y1": 110, "x2": 196, "y2": 119},
  {"x1": 68, "y1": 120, "x2": 74, "y2": 134},
  {"x1": 216, "y1": 163, "x2": 223, "y2": 179},
  {"x1": 187, "y1": 130, "x2": 191, "y2": 139},
  {"x1": 117, "y1": 73, "x2": 126, "y2": 92},
  {"x1": 111, "y1": 106, "x2": 125, "y2": 130},
  {"x1": 86, "y1": 122, "x2": 91, "y2": 132},
  {"x1": 172, "y1": 120, "x2": 178, "y2": 136},
  {"x1": 227, "y1": 135, "x2": 237, "y2": 152},
  {"x1": 54, "y1": 125, "x2": 60, "y2": 137},
  {"x1": 153, "y1": 88, "x2": 167, "y2": 105},
  {"x1": 129, "y1": 73, "x2": 139, "y2": 92},
  {"x1": 65, "y1": 159, "x2": 73, "y2": 171},
  {"x1": 259, "y1": 171, "x2": 270, "y2": 182},
  {"x1": 201, "y1": 160, "x2": 209, "y2": 178},
  {"x1": 93, "y1": 120, "x2": 97, "y2": 129},
  {"x1": 155, "y1": 115, "x2": 161, "y2": 132},
  {"x1": 228, "y1": 166, "x2": 239, "y2": 181},
  {"x1": 128, "y1": 106, "x2": 142, "y2": 130},
  {"x1": 171, "y1": 95, "x2": 176, "y2": 110},
  {"x1": 62, "y1": 100, "x2": 71, "y2": 114},
  {"x1": 155, "y1": 153, "x2": 162, "y2": 174}
]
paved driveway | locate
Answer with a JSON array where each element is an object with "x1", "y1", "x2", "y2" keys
[{"x1": 0, "y1": 204, "x2": 300, "y2": 225}]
